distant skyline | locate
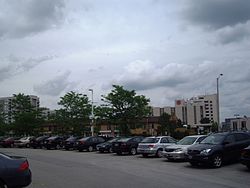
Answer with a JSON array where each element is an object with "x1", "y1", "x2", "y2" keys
[{"x1": 1, "y1": 0, "x2": 250, "y2": 121}]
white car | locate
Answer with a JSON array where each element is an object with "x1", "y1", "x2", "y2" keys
[
  {"x1": 14, "y1": 136, "x2": 35, "y2": 148},
  {"x1": 163, "y1": 135, "x2": 206, "y2": 160},
  {"x1": 137, "y1": 136, "x2": 177, "y2": 157}
]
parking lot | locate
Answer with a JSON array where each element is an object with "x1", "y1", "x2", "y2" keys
[{"x1": 0, "y1": 148, "x2": 249, "y2": 188}]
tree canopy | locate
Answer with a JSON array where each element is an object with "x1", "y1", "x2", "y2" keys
[
  {"x1": 102, "y1": 85, "x2": 151, "y2": 136},
  {"x1": 57, "y1": 91, "x2": 91, "y2": 135}
]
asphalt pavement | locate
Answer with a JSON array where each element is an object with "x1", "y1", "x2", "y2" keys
[{"x1": 1, "y1": 148, "x2": 249, "y2": 188}]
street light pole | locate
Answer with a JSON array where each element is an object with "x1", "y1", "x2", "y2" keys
[
  {"x1": 216, "y1": 74, "x2": 223, "y2": 131},
  {"x1": 89, "y1": 89, "x2": 94, "y2": 136}
]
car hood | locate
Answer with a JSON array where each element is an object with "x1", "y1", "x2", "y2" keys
[
  {"x1": 97, "y1": 142, "x2": 111, "y2": 147},
  {"x1": 188, "y1": 143, "x2": 220, "y2": 151},
  {"x1": 166, "y1": 145, "x2": 191, "y2": 150}
]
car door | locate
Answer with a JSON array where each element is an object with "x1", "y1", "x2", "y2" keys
[
  {"x1": 222, "y1": 134, "x2": 237, "y2": 162},
  {"x1": 160, "y1": 137, "x2": 171, "y2": 149}
]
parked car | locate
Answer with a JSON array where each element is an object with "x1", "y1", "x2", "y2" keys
[
  {"x1": 63, "y1": 136, "x2": 81, "y2": 150},
  {"x1": 0, "y1": 152, "x2": 32, "y2": 188},
  {"x1": 112, "y1": 136, "x2": 144, "y2": 155},
  {"x1": 137, "y1": 136, "x2": 177, "y2": 158},
  {"x1": 14, "y1": 136, "x2": 35, "y2": 148},
  {"x1": 43, "y1": 136, "x2": 66, "y2": 150},
  {"x1": 163, "y1": 135, "x2": 206, "y2": 160},
  {"x1": 96, "y1": 137, "x2": 122, "y2": 153},
  {"x1": 75, "y1": 136, "x2": 106, "y2": 152},
  {"x1": 30, "y1": 135, "x2": 50, "y2": 149},
  {"x1": 241, "y1": 145, "x2": 250, "y2": 170},
  {"x1": 187, "y1": 132, "x2": 250, "y2": 168},
  {"x1": 0, "y1": 137, "x2": 17, "y2": 148}
]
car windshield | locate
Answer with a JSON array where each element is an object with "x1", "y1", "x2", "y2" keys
[
  {"x1": 200, "y1": 135, "x2": 225, "y2": 145},
  {"x1": 48, "y1": 136, "x2": 58, "y2": 140},
  {"x1": 66, "y1": 137, "x2": 77, "y2": 141},
  {"x1": 107, "y1": 138, "x2": 120, "y2": 143},
  {"x1": 118, "y1": 138, "x2": 131, "y2": 142},
  {"x1": 141, "y1": 137, "x2": 160, "y2": 143},
  {"x1": 20, "y1": 137, "x2": 27, "y2": 140},
  {"x1": 79, "y1": 137, "x2": 90, "y2": 141},
  {"x1": 177, "y1": 137, "x2": 197, "y2": 145}
]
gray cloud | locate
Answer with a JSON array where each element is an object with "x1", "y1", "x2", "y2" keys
[
  {"x1": 0, "y1": 0, "x2": 65, "y2": 39},
  {"x1": 0, "y1": 55, "x2": 53, "y2": 82},
  {"x1": 183, "y1": 0, "x2": 250, "y2": 29},
  {"x1": 33, "y1": 71, "x2": 78, "y2": 96},
  {"x1": 215, "y1": 22, "x2": 250, "y2": 44}
]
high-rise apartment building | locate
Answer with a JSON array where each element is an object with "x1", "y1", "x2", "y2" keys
[
  {"x1": 0, "y1": 95, "x2": 40, "y2": 124},
  {"x1": 175, "y1": 94, "x2": 218, "y2": 129}
]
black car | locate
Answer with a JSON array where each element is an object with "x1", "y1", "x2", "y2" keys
[
  {"x1": 62, "y1": 136, "x2": 81, "y2": 150},
  {"x1": 187, "y1": 132, "x2": 250, "y2": 168},
  {"x1": 0, "y1": 152, "x2": 32, "y2": 188},
  {"x1": 241, "y1": 145, "x2": 250, "y2": 170},
  {"x1": 30, "y1": 136, "x2": 49, "y2": 149},
  {"x1": 75, "y1": 136, "x2": 106, "y2": 152},
  {"x1": 112, "y1": 136, "x2": 144, "y2": 155},
  {"x1": 96, "y1": 137, "x2": 122, "y2": 153},
  {"x1": 44, "y1": 136, "x2": 66, "y2": 150}
]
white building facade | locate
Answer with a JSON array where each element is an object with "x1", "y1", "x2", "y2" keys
[
  {"x1": 175, "y1": 94, "x2": 218, "y2": 129},
  {"x1": 0, "y1": 95, "x2": 40, "y2": 124}
]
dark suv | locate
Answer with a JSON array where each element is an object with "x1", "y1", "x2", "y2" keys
[
  {"x1": 75, "y1": 136, "x2": 106, "y2": 152},
  {"x1": 30, "y1": 136, "x2": 49, "y2": 149},
  {"x1": 187, "y1": 132, "x2": 250, "y2": 168},
  {"x1": 44, "y1": 136, "x2": 66, "y2": 150},
  {"x1": 112, "y1": 136, "x2": 144, "y2": 155}
]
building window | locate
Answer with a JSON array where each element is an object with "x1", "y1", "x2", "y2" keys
[{"x1": 233, "y1": 122, "x2": 238, "y2": 131}]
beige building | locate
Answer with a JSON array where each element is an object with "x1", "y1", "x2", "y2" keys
[
  {"x1": 151, "y1": 106, "x2": 175, "y2": 117},
  {"x1": 0, "y1": 95, "x2": 40, "y2": 124},
  {"x1": 175, "y1": 94, "x2": 218, "y2": 129}
]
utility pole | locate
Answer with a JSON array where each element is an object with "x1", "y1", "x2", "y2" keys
[
  {"x1": 216, "y1": 74, "x2": 223, "y2": 131},
  {"x1": 89, "y1": 89, "x2": 94, "y2": 136}
]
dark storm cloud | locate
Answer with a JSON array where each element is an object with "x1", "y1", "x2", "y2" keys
[
  {"x1": 0, "y1": 55, "x2": 53, "y2": 82},
  {"x1": 0, "y1": 0, "x2": 65, "y2": 39},
  {"x1": 33, "y1": 71, "x2": 77, "y2": 96},
  {"x1": 183, "y1": 0, "x2": 250, "y2": 29}
]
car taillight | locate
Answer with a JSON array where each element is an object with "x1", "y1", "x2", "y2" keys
[
  {"x1": 148, "y1": 144, "x2": 155, "y2": 148},
  {"x1": 19, "y1": 161, "x2": 29, "y2": 171}
]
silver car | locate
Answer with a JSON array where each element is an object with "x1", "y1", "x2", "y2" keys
[
  {"x1": 137, "y1": 136, "x2": 177, "y2": 157},
  {"x1": 163, "y1": 135, "x2": 206, "y2": 160}
]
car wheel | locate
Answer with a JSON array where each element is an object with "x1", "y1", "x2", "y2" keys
[
  {"x1": 142, "y1": 154, "x2": 148, "y2": 157},
  {"x1": 109, "y1": 147, "x2": 113, "y2": 153},
  {"x1": 88, "y1": 146, "x2": 94, "y2": 152},
  {"x1": 212, "y1": 154, "x2": 222, "y2": 168},
  {"x1": 56, "y1": 144, "x2": 61, "y2": 150},
  {"x1": 130, "y1": 147, "x2": 137, "y2": 155},
  {"x1": 0, "y1": 180, "x2": 7, "y2": 188},
  {"x1": 190, "y1": 161, "x2": 198, "y2": 166},
  {"x1": 156, "y1": 149, "x2": 163, "y2": 158},
  {"x1": 26, "y1": 143, "x2": 30, "y2": 148}
]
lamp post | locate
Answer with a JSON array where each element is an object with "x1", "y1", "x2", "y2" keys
[
  {"x1": 216, "y1": 74, "x2": 223, "y2": 131},
  {"x1": 89, "y1": 89, "x2": 94, "y2": 136}
]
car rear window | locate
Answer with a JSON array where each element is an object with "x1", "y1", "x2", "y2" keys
[{"x1": 141, "y1": 137, "x2": 160, "y2": 143}]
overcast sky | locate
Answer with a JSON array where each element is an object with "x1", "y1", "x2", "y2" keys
[{"x1": 0, "y1": 0, "x2": 250, "y2": 121}]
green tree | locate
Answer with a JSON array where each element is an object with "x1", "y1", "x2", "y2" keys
[
  {"x1": 57, "y1": 91, "x2": 91, "y2": 135},
  {"x1": 11, "y1": 93, "x2": 44, "y2": 135},
  {"x1": 200, "y1": 117, "x2": 210, "y2": 124},
  {"x1": 158, "y1": 113, "x2": 171, "y2": 135},
  {"x1": 211, "y1": 122, "x2": 218, "y2": 132},
  {"x1": 102, "y1": 85, "x2": 151, "y2": 136}
]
